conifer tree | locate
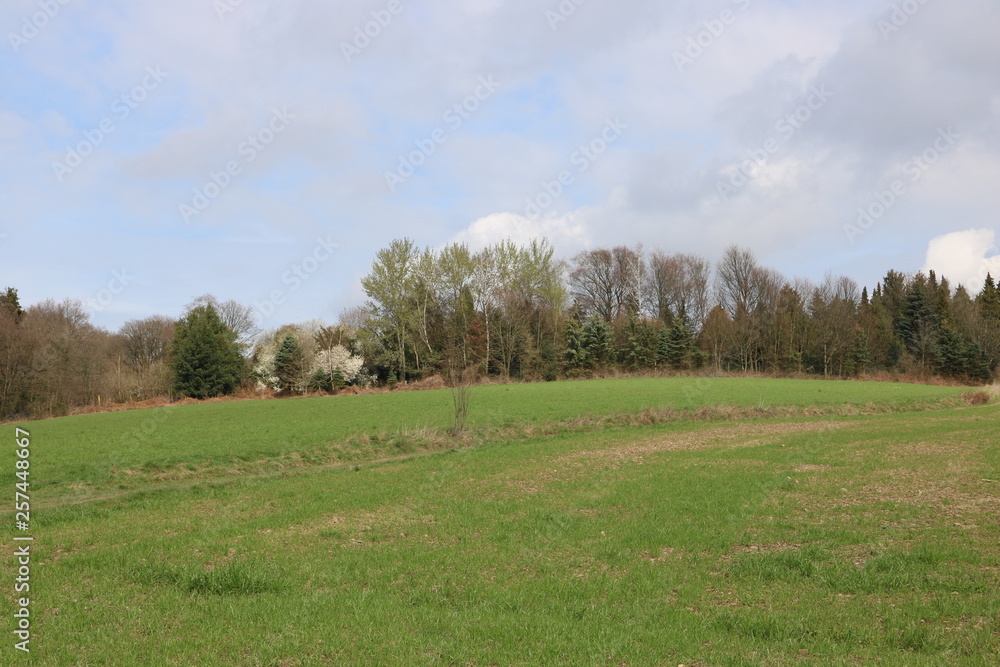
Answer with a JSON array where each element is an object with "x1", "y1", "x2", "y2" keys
[
  {"x1": 979, "y1": 274, "x2": 1000, "y2": 323},
  {"x1": 273, "y1": 332, "x2": 306, "y2": 393},
  {"x1": 660, "y1": 317, "x2": 693, "y2": 369},
  {"x1": 171, "y1": 305, "x2": 245, "y2": 399}
]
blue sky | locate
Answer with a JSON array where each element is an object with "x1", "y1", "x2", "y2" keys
[{"x1": 2, "y1": 0, "x2": 999, "y2": 332}]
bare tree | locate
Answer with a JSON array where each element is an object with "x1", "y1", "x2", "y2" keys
[
  {"x1": 24, "y1": 300, "x2": 108, "y2": 413},
  {"x1": 713, "y1": 247, "x2": 789, "y2": 371},
  {"x1": 338, "y1": 306, "x2": 367, "y2": 335},
  {"x1": 438, "y1": 243, "x2": 476, "y2": 367},
  {"x1": 0, "y1": 308, "x2": 36, "y2": 419},
  {"x1": 715, "y1": 245, "x2": 760, "y2": 318},
  {"x1": 808, "y1": 274, "x2": 860, "y2": 376},
  {"x1": 646, "y1": 251, "x2": 711, "y2": 328},
  {"x1": 119, "y1": 316, "x2": 174, "y2": 368},
  {"x1": 569, "y1": 246, "x2": 643, "y2": 321}
]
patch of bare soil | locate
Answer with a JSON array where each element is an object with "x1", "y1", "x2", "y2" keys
[
  {"x1": 793, "y1": 464, "x2": 833, "y2": 473},
  {"x1": 777, "y1": 436, "x2": 1000, "y2": 541},
  {"x1": 471, "y1": 421, "x2": 852, "y2": 502},
  {"x1": 557, "y1": 421, "x2": 852, "y2": 468}
]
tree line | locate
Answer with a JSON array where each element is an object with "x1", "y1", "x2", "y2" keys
[
  {"x1": 355, "y1": 240, "x2": 999, "y2": 385},
  {"x1": 2, "y1": 239, "x2": 998, "y2": 421}
]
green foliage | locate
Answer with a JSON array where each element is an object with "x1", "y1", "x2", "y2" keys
[
  {"x1": 898, "y1": 276, "x2": 936, "y2": 346},
  {"x1": 563, "y1": 316, "x2": 588, "y2": 371},
  {"x1": 852, "y1": 330, "x2": 874, "y2": 375},
  {"x1": 0, "y1": 286, "x2": 24, "y2": 321},
  {"x1": 361, "y1": 238, "x2": 419, "y2": 382},
  {"x1": 979, "y1": 274, "x2": 1000, "y2": 323},
  {"x1": 936, "y1": 327, "x2": 991, "y2": 381},
  {"x1": 171, "y1": 304, "x2": 245, "y2": 399},
  {"x1": 618, "y1": 316, "x2": 658, "y2": 370},
  {"x1": 351, "y1": 242, "x2": 998, "y2": 384},
  {"x1": 659, "y1": 317, "x2": 694, "y2": 369},
  {"x1": 273, "y1": 332, "x2": 305, "y2": 393},
  {"x1": 564, "y1": 316, "x2": 614, "y2": 372},
  {"x1": 309, "y1": 367, "x2": 346, "y2": 393}
]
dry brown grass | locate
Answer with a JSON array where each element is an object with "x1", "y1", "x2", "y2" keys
[
  {"x1": 962, "y1": 391, "x2": 992, "y2": 406},
  {"x1": 556, "y1": 420, "x2": 852, "y2": 468}
]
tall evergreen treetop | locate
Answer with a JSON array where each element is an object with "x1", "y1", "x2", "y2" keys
[{"x1": 979, "y1": 274, "x2": 1000, "y2": 323}]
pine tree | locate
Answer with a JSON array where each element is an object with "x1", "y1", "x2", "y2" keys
[
  {"x1": 657, "y1": 326, "x2": 671, "y2": 367},
  {"x1": 937, "y1": 327, "x2": 992, "y2": 382},
  {"x1": 273, "y1": 332, "x2": 305, "y2": 393},
  {"x1": 898, "y1": 275, "x2": 939, "y2": 369},
  {"x1": 661, "y1": 317, "x2": 693, "y2": 369},
  {"x1": 852, "y1": 330, "x2": 873, "y2": 375},
  {"x1": 881, "y1": 270, "x2": 908, "y2": 333},
  {"x1": 171, "y1": 305, "x2": 245, "y2": 399},
  {"x1": 930, "y1": 274, "x2": 954, "y2": 329},
  {"x1": 563, "y1": 315, "x2": 591, "y2": 372},
  {"x1": 619, "y1": 315, "x2": 656, "y2": 370},
  {"x1": 0, "y1": 288, "x2": 24, "y2": 321},
  {"x1": 979, "y1": 274, "x2": 1000, "y2": 323},
  {"x1": 582, "y1": 318, "x2": 614, "y2": 367}
]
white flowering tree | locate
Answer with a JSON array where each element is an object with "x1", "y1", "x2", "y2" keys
[
  {"x1": 253, "y1": 323, "x2": 365, "y2": 393},
  {"x1": 312, "y1": 345, "x2": 364, "y2": 384}
]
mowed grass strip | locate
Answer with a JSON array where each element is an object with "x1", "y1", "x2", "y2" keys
[
  {"x1": 4, "y1": 396, "x2": 998, "y2": 665},
  {"x1": 12, "y1": 377, "x2": 966, "y2": 504}
]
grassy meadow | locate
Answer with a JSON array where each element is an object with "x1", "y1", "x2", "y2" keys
[{"x1": 3, "y1": 377, "x2": 998, "y2": 664}]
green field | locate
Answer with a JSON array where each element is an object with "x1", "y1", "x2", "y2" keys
[{"x1": 3, "y1": 378, "x2": 998, "y2": 664}]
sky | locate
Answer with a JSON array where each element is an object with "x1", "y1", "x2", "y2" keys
[{"x1": 2, "y1": 0, "x2": 999, "y2": 332}]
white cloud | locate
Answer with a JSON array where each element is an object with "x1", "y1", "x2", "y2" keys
[
  {"x1": 922, "y1": 228, "x2": 1000, "y2": 290},
  {"x1": 8, "y1": 0, "x2": 1000, "y2": 331},
  {"x1": 451, "y1": 211, "x2": 591, "y2": 253}
]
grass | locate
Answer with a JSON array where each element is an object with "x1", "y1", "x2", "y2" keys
[
  {"x1": 2, "y1": 377, "x2": 996, "y2": 664},
  {"x1": 15, "y1": 377, "x2": 965, "y2": 503}
]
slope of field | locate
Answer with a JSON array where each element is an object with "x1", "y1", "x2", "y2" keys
[
  {"x1": 3, "y1": 378, "x2": 996, "y2": 665},
  {"x1": 15, "y1": 378, "x2": 966, "y2": 505}
]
